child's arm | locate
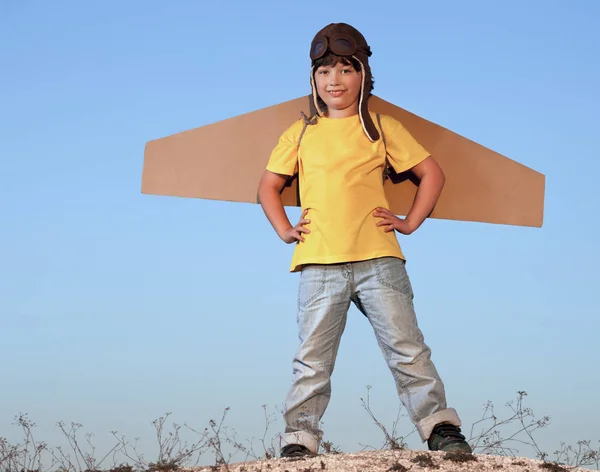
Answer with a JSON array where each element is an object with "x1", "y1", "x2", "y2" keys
[
  {"x1": 257, "y1": 170, "x2": 311, "y2": 244},
  {"x1": 374, "y1": 156, "x2": 445, "y2": 235}
]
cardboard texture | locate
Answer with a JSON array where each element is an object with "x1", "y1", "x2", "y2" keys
[{"x1": 142, "y1": 95, "x2": 545, "y2": 227}]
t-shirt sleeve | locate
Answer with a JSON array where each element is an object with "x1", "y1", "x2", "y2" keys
[
  {"x1": 380, "y1": 115, "x2": 431, "y2": 174},
  {"x1": 265, "y1": 119, "x2": 303, "y2": 176}
]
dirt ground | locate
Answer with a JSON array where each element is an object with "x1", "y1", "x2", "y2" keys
[{"x1": 187, "y1": 448, "x2": 595, "y2": 472}]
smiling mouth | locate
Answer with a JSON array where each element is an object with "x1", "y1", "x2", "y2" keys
[{"x1": 328, "y1": 90, "x2": 345, "y2": 97}]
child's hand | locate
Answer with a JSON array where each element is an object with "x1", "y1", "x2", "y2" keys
[
  {"x1": 281, "y1": 209, "x2": 311, "y2": 243},
  {"x1": 374, "y1": 207, "x2": 416, "y2": 235}
]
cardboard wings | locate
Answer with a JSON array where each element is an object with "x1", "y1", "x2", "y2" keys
[{"x1": 141, "y1": 95, "x2": 545, "y2": 227}]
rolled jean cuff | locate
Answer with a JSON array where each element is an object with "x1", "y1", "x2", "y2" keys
[
  {"x1": 416, "y1": 407, "x2": 461, "y2": 441},
  {"x1": 280, "y1": 431, "x2": 319, "y2": 454}
]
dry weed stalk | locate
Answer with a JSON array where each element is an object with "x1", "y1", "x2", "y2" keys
[
  {"x1": 469, "y1": 391, "x2": 550, "y2": 457},
  {"x1": 113, "y1": 412, "x2": 211, "y2": 471},
  {"x1": 0, "y1": 414, "x2": 49, "y2": 472},
  {"x1": 359, "y1": 385, "x2": 413, "y2": 451},
  {"x1": 552, "y1": 440, "x2": 600, "y2": 469},
  {"x1": 220, "y1": 405, "x2": 278, "y2": 462},
  {"x1": 1, "y1": 391, "x2": 599, "y2": 471}
]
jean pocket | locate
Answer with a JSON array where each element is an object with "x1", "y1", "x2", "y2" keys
[
  {"x1": 374, "y1": 257, "x2": 413, "y2": 299},
  {"x1": 298, "y1": 266, "x2": 326, "y2": 308}
]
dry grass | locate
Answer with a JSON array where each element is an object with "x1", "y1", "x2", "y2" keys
[{"x1": 1, "y1": 391, "x2": 598, "y2": 472}]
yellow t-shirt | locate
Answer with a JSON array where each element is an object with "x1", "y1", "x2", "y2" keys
[{"x1": 266, "y1": 111, "x2": 430, "y2": 272}]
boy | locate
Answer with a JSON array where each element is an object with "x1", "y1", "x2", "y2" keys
[{"x1": 257, "y1": 23, "x2": 472, "y2": 458}]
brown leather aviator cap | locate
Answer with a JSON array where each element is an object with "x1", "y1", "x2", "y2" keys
[{"x1": 309, "y1": 23, "x2": 380, "y2": 141}]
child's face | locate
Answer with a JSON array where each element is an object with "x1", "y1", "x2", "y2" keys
[{"x1": 314, "y1": 60, "x2": 362, "y2": 117}]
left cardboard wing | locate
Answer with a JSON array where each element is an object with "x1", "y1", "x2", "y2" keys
[
  {"x1": 142, "y1": 95, "x2": 545, "y2": 227},
  {"x1": 142, "y1": 95, "x2": 309, "y2": 208}
]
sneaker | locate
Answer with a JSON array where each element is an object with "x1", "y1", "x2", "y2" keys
[
  {"x1": 280, "y1": 443, "x2": 315, "y2": 458},
  {"x1": 427, "y1": 423, "x2": 473, "y2": 453}
]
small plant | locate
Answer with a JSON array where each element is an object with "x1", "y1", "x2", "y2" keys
[
  {"x1": 359, "y1": 386, "x2": 412, "y2": 451},
  {"x1": 205, "y1": 408, "x2": 231, "y2": 471},
  {"x1": 219, "y1": 405, "x2": 278, "y2": 461},
  {"x1": 0, "y1": 414, "x2": 48, "y2": 472},
  {"x1": 113, "y1": 412, "x2": 211, "y2": 471},
  {"x1": 386, "y1": 460, "x2": 407, "y2": 472},
  {"x1": 551, "y1": 440, "x2": 600, "y2": 469},
  {"x1": 469, "y1": 391, "x2": 550, "y2": 458},
  {"x1": 443, "y1": 450, "x2": 478, "y2": 463},
  {"x1": 52, "y1": 420, "x2": 123, "y2": 472},
  {"x1": 320, "y1": 441, "x2": 341, "y2": 455},
  {"x1": 538, "y1": 462, "x2": 569, "y2": 472},
  {"x1": 410, "y1": 453, "x2": 439, "y2": 469},
  {"x1": 1, "y1": 390, "x2": 599, "y2": 471}
]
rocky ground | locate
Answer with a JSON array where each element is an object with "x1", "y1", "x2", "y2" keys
[{"x1": 186, "y1": 449, "x2": 595, "y2": 472}]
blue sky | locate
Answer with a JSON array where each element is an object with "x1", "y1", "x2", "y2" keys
[{"x1": 1, "y1": 0, "x2": 599, "y2": 466}]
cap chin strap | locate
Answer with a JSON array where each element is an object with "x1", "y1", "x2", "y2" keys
[
  {"x1": 352, "y1": 55, "x2": 376, "y2": 143},
  {"x1": 310, "y1": 66, "x2": 325, "y2": 116}
]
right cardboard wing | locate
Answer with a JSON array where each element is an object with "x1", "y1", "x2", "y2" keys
[
  {"x1": 370, "y1": 96, "x2": 545, "y2": 227},
  {"x1": 141, "y1": 94, "x2": 545, "y2": 227}
]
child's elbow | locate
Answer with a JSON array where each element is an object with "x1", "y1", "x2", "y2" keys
[
  {"x1": 257, "y1": 177, "x2": 268, "y2": 204},
  {"x1": 428, "y1": 156, "x2": 445, "y2": 188},
  {"x1": 257, "y1": 170, "x2": 283, "y2": 203},
  {"x1": 438, "y1": 165, "x2": 446, "y2": 187}
]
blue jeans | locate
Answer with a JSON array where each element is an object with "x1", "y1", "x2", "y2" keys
[{"x1": 281, "y1": 257, "x2": 461, "y2": 453}]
